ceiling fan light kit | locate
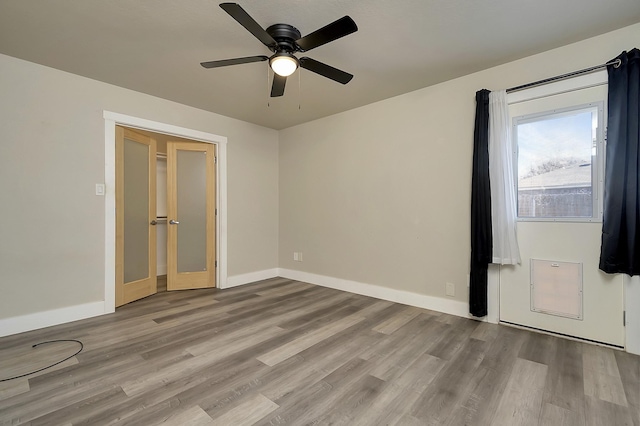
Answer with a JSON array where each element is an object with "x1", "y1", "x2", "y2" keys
[
  {"x1": 270, "y1": 53, "x2": 298, "y2": 77},
  {"x1": 200, "y1": 2, "x2": 358, "y2": 97}
]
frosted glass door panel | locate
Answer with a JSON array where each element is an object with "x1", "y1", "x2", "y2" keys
[
  {"x1": 124, "y1": 138, "x2": 149, "y2": 282},
  {"x1": 177, "y1": 150, "x2": 207, "y2": 273}
]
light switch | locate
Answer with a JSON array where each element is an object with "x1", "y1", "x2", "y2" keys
[{"x1": 95, "y1": 183, "x2": 105, "y2": 196}]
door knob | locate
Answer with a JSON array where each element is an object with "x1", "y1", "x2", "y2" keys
[
  {"x1": 150, "y1": 220, "x2": 157, "y2": 225},
  {"x1": 169, "y1": 219, "x2": 180, "y2": 225}
]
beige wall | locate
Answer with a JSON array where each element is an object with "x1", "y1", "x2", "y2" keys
[
  {"x1": 278, "y1": 23, "x2": 639, "y2": 304},
  {"x1": 0, "y1": 53, "x2": 279, "y2": 319}
]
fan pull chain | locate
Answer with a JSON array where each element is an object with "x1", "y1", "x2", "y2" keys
[
  {"x1": 267, "y1": 63, "x2": 271, "y2": 108},
  {"x1": 298, "y1": 68, "x2": 301, "y2": 110}
]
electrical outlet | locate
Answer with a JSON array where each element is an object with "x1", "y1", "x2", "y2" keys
[
  {"x1": 446, "y1": 282, "x2": 455, "y2": 297},
  {"x1": 95, "y1": 183, "x2": 105, "y2": 196},
  {"x1": 293, "y1": 252, "x2": 299, "y2": 261},
  {"x1": 298, "y1": 252, "x2": 303, "y2": 262}
]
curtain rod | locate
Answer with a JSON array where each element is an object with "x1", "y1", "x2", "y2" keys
[{"x1": 506, "y1": 58, "x2": 621, "y2": 94}]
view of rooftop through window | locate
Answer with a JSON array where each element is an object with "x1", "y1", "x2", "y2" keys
[{"x1": 515, "y1": 106, "x2": 599, "y2": 219}]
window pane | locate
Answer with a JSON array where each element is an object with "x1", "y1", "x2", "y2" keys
[{"x1": 516, "y1": 108, "x2": 596, "y2": 218}]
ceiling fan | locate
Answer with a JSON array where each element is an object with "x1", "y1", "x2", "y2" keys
[{"x1": 200, "y1": 3, "x2": 358, "y2": 97}]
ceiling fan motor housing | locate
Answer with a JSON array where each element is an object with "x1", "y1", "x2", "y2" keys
[{"x1": 266, "y1": 24, "x2": 302, "y2": 53}]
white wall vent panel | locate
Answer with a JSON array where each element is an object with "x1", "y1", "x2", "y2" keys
[{"x1": 530, "y1": 259, "x2": 583, "y2": 320}]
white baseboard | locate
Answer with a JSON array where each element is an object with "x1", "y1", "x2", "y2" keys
[
  {"x1": 278, "y1": 268, "x2": 471, "y2": 319},
  {"x1": 225, "y1": 268, "x2": 279, "y2": 289},
  {"x1": 0, "y1": 301, "x2": 107, "y2": 338}
]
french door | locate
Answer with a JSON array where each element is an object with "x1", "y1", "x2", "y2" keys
[
  {"x1": 166, "y1": 141, "x2": 216, "y2": 290},
  {"x1": 115, "y1": 127, "x2": 157, "y2": 307}
]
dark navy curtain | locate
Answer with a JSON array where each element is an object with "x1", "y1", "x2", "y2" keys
[
  {"x1": 600, "y1": 48, "x2": 640, "y2": 276},
  {"x1": 470, "y1": 89, "x2": 492, "y2": 317}
]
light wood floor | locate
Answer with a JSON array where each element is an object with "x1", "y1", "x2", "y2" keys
[{"x1": 0, "y1": 278, "x2": 638, "y2": 425}]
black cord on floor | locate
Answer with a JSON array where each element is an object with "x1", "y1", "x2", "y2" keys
[{"x1": 0, "y1": 339, "x2": 84, "y2": 382}]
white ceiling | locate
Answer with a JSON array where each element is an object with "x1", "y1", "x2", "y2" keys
[{"x1": 1, "y1": 1, "x2": 639, "y2": 130}]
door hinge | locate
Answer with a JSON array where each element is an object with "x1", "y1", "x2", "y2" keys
[
  {"x1": 623, "y1": 310, "x2": 626, "y2": 326},
  {"x1": 215, "y1": 208, "x2": 217, "y2": 216},
  {"x1": 214, "y1": 156, "x2": 217, "y2": 164},
  {"x1": 215, "y1": 261, "x2": 217, "y2": 268}
]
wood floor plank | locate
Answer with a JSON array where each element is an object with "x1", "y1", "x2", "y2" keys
[
  {"x1": 539, "y1": 402, "x2": 583, "y2": 426},
  {"x1": 256, "y1": 281, "x2": 314, "y2": 297},
  {"x1": 544, "y1": 338, "x2": 585, "y2": 411},
  {"x1": 209, "y1": 393, "x2": 278, "y2": 426},
  {"x1": 28, "y1": 387, "x2": 129, "y2": 426},
  {"x1": 445, "y1": 367, "x2": 509, "y2": 426},
  {"x1": 186, "y1": 325, "x2": 285, "y2": 357},
  {"x1": 257, "y1": 359, "x2": 378, "y2": 425},
  {"x1": 583, "y1": 344, "x2": 623, "y2": 378},
  {"x1": 360, "y1": 312, "x2": 448, "y2": 362},
  {"x1": 393, "y1": 351, "x2": 446, "y2": 393},
  {"x1": 518, "y1": 331, "x2": 557, "y2": 366},
  {"x1": 275, "y1": 298, "x2": 356, "y2": 329},
  {"x1": 314, "y1": 374, "x2": 386, "y2": 425},
  {"x1": 410, "y1": 338, "x2": 488, "y2": 423},
  {"x1": 426, "y1": 316, "x2": 479, "y2": 360},
  {"x1": 0, "y1": 341, "x2": 79, "y2": 380},
  {"x1": 470, "y1": 321, "x2": 500, "y2": 342},
  {"x1": 583, "y1": 367, "x2": 629, "y2": 407},
  {"x1": 85, "y1": 358, "x2": 268, "y2": 425},
  {"x1": 0, "y1": 277, "x2": 637, "y2": 426},
  {"x1": 121, "y1": 327, "x2": 284, "y2": 397},
  {"x1": 614, "y1": 350, "x2": 640, "y2": 426},
  {"x1": 259, "y1": 329, "x2": 378, "y2": 402},
  {"x1": 479, "y1": 325, "x2": 526, "y2": 372},
  {"x1": 369, "y1": 315, "x2": 436, "y2": 381},
  {"x1": 391, "y1": 413, "x2": 425, "y2": 426},
  {"x1": 253, "y1": 380, "x2": 334, "y2": 426},
  {"x1": 372, "y1": 306, "x2": 422, "y2": 335},
  {"x1": 0, "y1": 380, "x2": 29, "y2": 401},
  {"x1": 162, "y1": 405, "x2": 215, "y2": 426},
  {"x1": 351, "y1": 384, "x2": 419, "y2": 426},
  {"x1": 491, "y1": 358, "x2": 548, "y2": 426},
  {"x1": 583, "y1": 344, "x2": 628, "y2": 407},
  {"x1": 256, "y1": 312, "x2": 365, "y2": 366},
  {"x1": 584, "y1": 394, "x2": 635, "y2": 426}
]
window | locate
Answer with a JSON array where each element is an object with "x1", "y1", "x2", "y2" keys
[{"x1": 513, "y1": 102, "x2": 603, "y2": 221}]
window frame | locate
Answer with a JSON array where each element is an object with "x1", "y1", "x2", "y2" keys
[{"x1": 512, "y1": 101, "x2": 605, "y2": 223}]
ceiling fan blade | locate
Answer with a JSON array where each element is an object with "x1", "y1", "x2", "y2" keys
[
  {"x1": 219, "y1": 3, "x2": 277, "y2": 48},
  {"x1": 299, "y1": 57, "x2": 353, "y2": 84},
  {"x1": 271, "y1": 74, "x2": 287, "y2": 97},
  {"x1": 296, "y1": 16, "x2": 357, "y2": 52},
  {"x1": 200, "y1": 55, "x2": 269, "y2": 69}
]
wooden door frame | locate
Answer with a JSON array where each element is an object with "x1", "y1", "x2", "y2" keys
[{"x1": 103, "y1": 111, "x2": 228, "y2": 313}]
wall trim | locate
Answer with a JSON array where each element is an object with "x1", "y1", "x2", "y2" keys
[
  {"x1": 225, "y1": 268, "x2": 279, "y2": 289},
  {"x1": 0, "y1": 302, "x2": 106, "y2": 338},
  {"x1": 278, "y1": 268, "x2": 470, "y2": 319},
  {"x1": 103, "y1": 111, "x2": 228, "y2": 314},
  {"x1": 624, "y1": 275, "x2": 640, "y2": 355},
  {"x1": 487, "y1": 265, "x2": 500, "y2": 324}
]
